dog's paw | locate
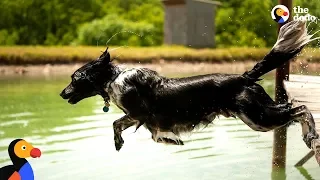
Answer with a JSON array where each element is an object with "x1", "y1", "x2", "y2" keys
[
  {"x1": 315, "y1": 151, "x2": 320, "y2": 167},
  {"x1": 304, "y1": 133, "x2": 319, "y2": 149},
  {"x1": 157, "y1": 137, "x2": 184, "y2": 145},
  {"x1": 311, "y1": 139, "x2": 320, "y2": 166},
  {"x1": 114, "y1": 135, "x2": 124, "y2": 151}
]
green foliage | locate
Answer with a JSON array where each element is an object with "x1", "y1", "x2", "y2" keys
[
  {"x1": 215, "y1": 0, "x2": 277, "y2": 47},
  {"x1": 0, "y1": 30, "x2": 19, "y2": 45},
  {"x1": 0, "y1": 0, "x2": 104, "y2": 45},
  {"x1": 0, "y1": 0, "x2": 318, "y2": 48},
  {"x1": 234, "y1": 29, "x2": 267, "y2": 47},
  {"x1": 78, "y1": 0, "x2": 164, "y2": 46},
  {"x1": 76, "y1": 14, "x2": 157, "y2": 46},
  {"x1": 121, "y1": 2, "x2": 164, "y2": 45}
]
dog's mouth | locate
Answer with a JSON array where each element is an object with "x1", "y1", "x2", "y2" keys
[
  {"x1": 67, "y1": 94, "x2": 82, "y2": 104},
  {"x1": 60, "y1": 92, "x2": 82, "y2": 104}
]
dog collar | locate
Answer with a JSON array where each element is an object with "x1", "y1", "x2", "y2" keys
[
  {"x1": 102, "y1": 67, "x2": 122, "y2": 113},
  {"x1": 103, "y1": 102, "x2": 110, "y2": 112},
  {"x1": 105, "y1": 67, "x2": 122, "y2": 90}
]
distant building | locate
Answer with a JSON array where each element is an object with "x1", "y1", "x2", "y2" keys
[{"x1": 162, "y1": 0, "x2": 221, "y2": 48}]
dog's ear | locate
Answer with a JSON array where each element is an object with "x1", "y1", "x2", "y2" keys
[{"x1": 99, "y1": 47, "x2": 111, "y2": 62}]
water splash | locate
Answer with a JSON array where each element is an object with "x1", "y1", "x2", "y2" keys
[
  {"x1": 94, "y1": 30, "x2": 155, "y2": 60},
  {"x1": 95, "y1": 29, "x2": 156, "y2": 47},
  {"x1": 306, "y1": 21, "x2": 315, "y2": 34},
  {"x1": 109, "y1": 46, "x2": 128, "y2": 52},
  {"x1": 105, "y1": 30, "x2": 143, "y2": 46},
  {"x1": 108, "y1": 45, "x2": 129, "y2": 60},
  {"x1": 307, "y1": 21, "x2": 320, "y2": 42}
]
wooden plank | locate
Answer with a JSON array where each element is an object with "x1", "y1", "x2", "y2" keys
[
  {"x1": 284, "y1": 80, "x2": 320, "y2": 113},
  {"x1": 312, "y1": 114, "x2": 320, "y2": 119},
  {"x1": 284, "y1": 81, "x2": 320, "y2": 90},
  {"x1": 290, "y1": 75, "x2": 320, "y2": 84},
  {"x1": 287, "y1": 92, "x2": 320, "y2": 96},
  {"x1": 285, "y1": 88, "x2": 320, "y2": 93},
  {"x1": 314, "y1": 114, "x2": 320, "y2": 129},
  {"x1": 286, "y1": 91, "x2": 320, "y2": 96},
  {"x1": 291, "y1": 96, "x2": 320, "y2": 103},
  {"x1": 284, "y1": 75, "x2": 320, "y2": 166},
  {"x1": 290, "y1": 102, "x2": 320, "y2": 112}
]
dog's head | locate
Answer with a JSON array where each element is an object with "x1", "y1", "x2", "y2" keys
[{"x1": 60, "y1": 48, "x2": 117, "y2": 104}]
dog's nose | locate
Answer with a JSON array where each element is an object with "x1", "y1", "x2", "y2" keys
[
  {"x1": 60, "y1": 85, "x2": 74, "y2": 99},
  {"x1": 60, "y1": 90, "x2": 67, "y2": 99}
]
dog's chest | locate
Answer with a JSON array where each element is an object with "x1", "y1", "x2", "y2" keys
[{"x1": 106, "y1": 68, "x2": 139, "y2": 110}]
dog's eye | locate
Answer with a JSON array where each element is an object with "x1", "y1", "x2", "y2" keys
[
  {"x1": 75, "y1": 72, "x2": 86, "y2": 78},
  {"x1": 73, "y1": 74, "x2": 83, "y2": 81}
]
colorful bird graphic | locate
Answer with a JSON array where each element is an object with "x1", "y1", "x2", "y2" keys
[
  {"x1": 0, "y1": 139, "x2": 41, "y2": 180},
  {"x1": 274, "y1": 7, "x2": 289, "y2": 23}
]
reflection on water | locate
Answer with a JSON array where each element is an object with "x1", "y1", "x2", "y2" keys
[{"x1": 0, "y1": 75, "x2": 319, "y2": 180}]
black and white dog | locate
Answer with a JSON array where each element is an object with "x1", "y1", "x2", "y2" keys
[{"x1": 60, "y1": 20, "x2": 320, "y2": 156}]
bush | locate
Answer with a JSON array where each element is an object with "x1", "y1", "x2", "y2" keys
[
  {"x1": 215, "y1": 0, "x2": 277, "y2": 47},
  {"x1": 76, "y1": 14, "x2": 158, "y2": 46},
  {"x1": 216, "y1": 29, "x2": 267, "y2": 48},
  {"x1": 0, "y1": 29, "x2": 19, "y2": 45}
]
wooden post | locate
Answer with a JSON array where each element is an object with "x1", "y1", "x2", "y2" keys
[
  {"x1": 272, "y1": 0, "x2": 293, "y2": 170},
  {"x1": 295, "y1": 150, "x2": 315, "y2": 167}
]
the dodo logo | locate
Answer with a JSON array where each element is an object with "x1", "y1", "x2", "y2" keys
[
  {"x1": 271, "y1": 5, "x2": 290, "y2": 24},
  {"x1": 0, "y1": 139, "x2": 41, "y2": 180}
]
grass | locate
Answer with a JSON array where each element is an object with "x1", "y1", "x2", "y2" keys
[{"x1": 0, "y1": 46, "x2": 319, "y2": 65}]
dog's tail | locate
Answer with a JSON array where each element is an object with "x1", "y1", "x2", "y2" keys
[{"x1": 243, "y1": 20, "x2": 318, "y2": 80}]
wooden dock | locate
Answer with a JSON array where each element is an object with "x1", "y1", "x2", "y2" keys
[{"x1": 283, "y1": 74, "x2": 320, "y2": 166}]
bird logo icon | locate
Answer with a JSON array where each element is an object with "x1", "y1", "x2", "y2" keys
[
  {"x1": 271, "y1": 5, "x2": 290, "y2": 24},
  {"x1": 0, "y1": 139, "x2": 41, "y2": 180}
]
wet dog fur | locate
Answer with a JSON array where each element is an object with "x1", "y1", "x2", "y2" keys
[{"x1": 60, "y1": 20, "x2": 319, "y2": 152}]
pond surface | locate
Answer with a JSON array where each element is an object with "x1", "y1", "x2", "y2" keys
[{"x1": 0, "y1": 73, "x2": 319, "y2": 180}]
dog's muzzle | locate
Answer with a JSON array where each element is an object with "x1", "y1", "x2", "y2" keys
[
  {"x1": 60, "y1": 84, "x2": 74, "y2": 100},
  {"x1": 60, "y1": 84, "x2": 84, "y2": 104}
]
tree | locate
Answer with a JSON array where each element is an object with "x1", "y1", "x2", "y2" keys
[
  {"x1": 215, "y1": 0, "x2": 277, "y2": 47},
  {"x1": 0, "y1": 0, "x2": 104, "y2": 45}
]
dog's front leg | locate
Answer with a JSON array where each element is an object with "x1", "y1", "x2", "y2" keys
[{"x1": 113, "y1": 115, "x2": 137, "y2": 151}]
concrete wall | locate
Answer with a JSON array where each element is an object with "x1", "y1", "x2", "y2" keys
[
  {"x1": 163, "y1": 0, "x2": 218, "y2": 48},
  {"x1": 186, "y1": 0, "x2": 215, "y2": 48},
  {"x1": 163, "y1": 4, "x2": 187, "y2": 45}
]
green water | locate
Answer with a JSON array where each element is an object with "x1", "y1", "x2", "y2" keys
[{"x1": 0, "y1": 75, "x2": 319, "y2": 180}]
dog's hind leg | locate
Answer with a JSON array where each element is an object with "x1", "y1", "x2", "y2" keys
[
  {"x1": 290, "y1": 105, "x2": 320, "y2": 165},
  {"x1": 235, "y1": 97, "x2": 319, "y2": 149},
  {"x1": 290, "y1": 105, "x2": 319, "y2": 148},
  {"x1": 232, "y1": 84, "x2": 320, "y2": 163},
  {"x1": 113, "y1": 115, "x2": 139, "y2": 151}
]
